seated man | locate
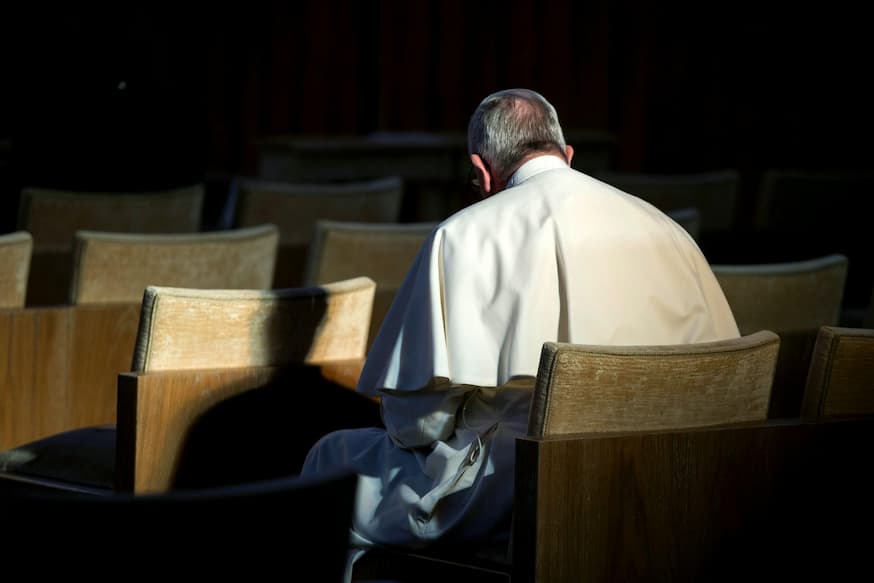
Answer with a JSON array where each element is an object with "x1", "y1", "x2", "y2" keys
[{"x1": 302, "y1": 89, "x2": 739, "y2": 560}]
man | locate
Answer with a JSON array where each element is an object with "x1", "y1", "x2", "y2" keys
[{"x1": 302, "y1": 89, "x2": 739, "y2": 557}]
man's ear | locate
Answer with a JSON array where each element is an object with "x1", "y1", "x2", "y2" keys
[
  {"x1": 470, "y1": 154, "x2": 492, "y2": 197},
  {"x1": 565, "y1": 145, "x2": 574, "y2": 166}
]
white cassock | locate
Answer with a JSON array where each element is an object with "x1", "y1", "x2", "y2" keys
[{"x1": 302, "y1": 155, "x2": 739, "y2": 554}]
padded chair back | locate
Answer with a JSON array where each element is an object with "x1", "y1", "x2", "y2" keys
[
  {"x1": 0, "y1": 231, "x2": 32, "y2": 308},
  {"x1": 69, "y1": 224, "x2": 279, "y2": 305},
  {"x1": 131, "y1": 276, "x2": 375, "y2": 372},
  {"x1": 596, "y1": 169, "x2": 740, "y2": 234},
  {"x1": 529, "y1": 330, "x2": 780, "y2": 436},
  {"x1": 231, "y1": 176, "x2": 404, "y2": 288},
  {"x1": 18, "y1": 184, "x2": 204, "y2": 306},
  {"x1": 2, "y1": 468, "x2": 357, "y2": 583},
  {"x1": 712, "y1": 254, "x2": 848, "y2": 335},
  {"x1": 304, "y1": 220, "x2": 436, "y2": 348},
  {"x1": 18, "y1": 184, "x2": 205, "y2": 253},
  {"x1": 802, "y1": 326, "x2": 874, "y2": 418}
]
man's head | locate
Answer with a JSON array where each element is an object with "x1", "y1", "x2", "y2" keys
[{"x1": 467, "y1": 88, "x2": 573, "y2": 197}]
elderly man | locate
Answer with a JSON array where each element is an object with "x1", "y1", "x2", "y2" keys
[{"x1": 302, "y1": 89, "x2": 738, "y2": 558}]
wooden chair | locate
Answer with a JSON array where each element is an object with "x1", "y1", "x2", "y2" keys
[
  {"x1": 0, "y1": 277, "x2": 378, "y2": 493},
  {"x1": 712, "y1": 254, "x2": 848, "y2": 418},
  {"x1": 351, "y1": 330, "x2": 781, "y2": 581},
  {"x1": 68, "y1": 224, "x2": 279, "y2": 305},
  {"x1": 1, "y1": 467, "x2": 358, "y2": 583},
  {"x1": 230, "y1": 176, "x2": 404, "y2": 289},
  {"x1": 0, "y1": 231, "x2": 32, "y2": 308},
  {"x1": 595, "y1": 169, "x2": 740, "y2": 235},
  {"x1": 802, "y1": 326, "x2": 874, "y2": 418},
  {"x1": 304, "y1": 220, "x2": 436, "y2": 350},
  {"x1": 18, "y1": 183, "x2": 205, "y2": 306}
]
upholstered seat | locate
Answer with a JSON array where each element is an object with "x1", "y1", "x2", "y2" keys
[
  {"x1": 0, "y1": 231, "x2": 33, "y2": 308},
  {"x1": 352, "y1": 330, "x2": 781, "y2": 581},
  {"x1": 712, "y1": 254, "x2": 848, "y2": 418},
  {"x1": 69, "y1": 224, "x2": 279, "y2": 304},
  {"x1": 18, "y1": 184, "x2": 205, "y2": 306},
  {"x1": 0, "y1": 277, "x2": 377, "y2": 492},
  {"x1": 802, "y1": 326, "x2": 874, "y2": 418},
  {"x1": 229, "y1": 176, "x2": 404, "y2": 289},
  {"x1": 304, "y1": 220, "x2": 436, "y2": 350}
]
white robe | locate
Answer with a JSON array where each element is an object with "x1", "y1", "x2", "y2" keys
[{"x1": 302, "y1": 155, "x2": 739, "y2": 554}]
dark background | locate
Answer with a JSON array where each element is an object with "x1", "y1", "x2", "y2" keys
[{"x1": 2, "y1": 1, "x2": 872, "y2": 305}]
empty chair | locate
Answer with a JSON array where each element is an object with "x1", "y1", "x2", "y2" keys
[
  {"x1": 802, "y1": 326, "x2": 874, "y2": 418},
  {"x1": 18, "y1": 184, "x2": 205, "y2": 306},
  {"x1": 0, "y1": 277, "x2": 377, "y2": 493},
  {"x1": 2, "y1": 468, "x2": 357, "y2": 583},
  {"x1": 69, "y1": 224, "x2": 279, "y2": 305},
  {"x1": 230, "y1": 176, "x2": 404, "y2": 288},
  {"x1": 595, "y1": 169, "x2": 740, "y2": 235},
  {"x1": 712, "y1": 254, "x2": 849, "y2": 418},
  {"x1": 304, "y1": 220, "x2": 437, "y2": 349},
  {"x1": 0, "y1": 231, "x2": 33, "y2": 308}
]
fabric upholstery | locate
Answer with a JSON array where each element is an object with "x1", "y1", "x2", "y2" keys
[
  {"x1": 232, "y1": 176, "x2": 404, "y2": 288},
  {"x1": 529, "y1": 330, "x2": 780, "y2": 436},
  {"x1": 0, "y1": 231, "x2": 32, "y2": 308},
  {"x1": 131, "y1": 276, "x2": 376, "y2": 371},
  {"x1": 712, "y1": 254, "x2": 848, "y2": 335},
  {"x1": 802, "y1": 326, "x2": 874, "y2": 418},
  {"x1": 594, "y1": 169, "x2": 739, "y2": 233},
  {"x1": 304, "y1": 220, "x2": 436, "y2": 349},
  {"x1": 18, "y1": 184, "x2": 205, "y2": 253},
  {"x1": 69, "y1": 224, "x2": 279, "y2": 305}
]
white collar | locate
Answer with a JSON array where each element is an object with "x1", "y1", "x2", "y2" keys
[{"x1": 506, "y1": 155, "x2": 569, "y2": 188}]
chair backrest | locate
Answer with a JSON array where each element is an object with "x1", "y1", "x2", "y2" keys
[
  {"x1": 18, "y1": 184, "x2": 205, "y2": 253},
  {"x1": 69, "y1": 224, "x2": 279, "y2": 305},
  {"x1": 595, "y1": 169, "x2": 740, "y2": 234},
  {"x1": 528, "y1": 330, "x2": 780, "y2": 437},
  {"x1": 665, "y1": 207, "x2": 701, "y2": 241},
  {"x1": 712, "y1": 254, "x2": 848, "y2": 335},
  {"x1": 802, "y1": 326, "x2": 874, "y2": 418},
  {"x1": 2, "y1": 468, "x2": 357, "y2": 583},
  {"x1": 231, "y1": 176, "x2": 404, "y2": 289},
  {"x1": 304, "y1": 220, "x2": 436, "y2": 348},
  {"x1": 19, "y1": 184, "x2": 205, "y2": 306},
  {"x1": 0, "y1": 231, "x2": 32, "y2": 308},
  {"x1": 130, "y1": 276, "x2": 376, "y2": 372}
]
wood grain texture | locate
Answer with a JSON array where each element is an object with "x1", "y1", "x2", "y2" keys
[
  {"x1": 0, "y1": 231, "x2": 32, "y2": 309},
  {"x1": 0, "y1": 303, "x2": 140, "y2": 449},
  {"x1": 802, "y1": 326, "x2": 874, "y2": 417},
  {"x1": 116, "y1": 360, "x2": 370, "y2": 493},
  {"x1": 513, "y1": 417, "x2": 874, "y2": 583}
]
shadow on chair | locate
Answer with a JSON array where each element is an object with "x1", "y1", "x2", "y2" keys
[
  {"x1": 802, "y1": 326, "x2": 874, "y2": 418},
  {"x1": 0, "y1": 231, "x2": 32, "y2": 308}
]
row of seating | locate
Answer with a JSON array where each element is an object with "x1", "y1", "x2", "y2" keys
[{"x1": 1, "y1": 274, "x2": 871, "y2": 580}]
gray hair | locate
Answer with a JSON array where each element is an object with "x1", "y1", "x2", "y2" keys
[{"x1": 467, "y1": 88, "x2": 567, "y2": 182}]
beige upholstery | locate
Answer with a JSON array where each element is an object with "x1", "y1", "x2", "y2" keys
[
  {"x1": 595, "y1": 169, "x2": 739, "y2": 233},
  {"x1": 712, "y1": 254, "x2": 848, "y2": 335},
  {"x1": 665, "y1": 207, "x2": 701, "y2": 241},
  {"x1": 18, "y1": 184, "x2": 205, "y2": 253},
  {"x1": 232, "y1": 176, "x2": 404, "y2": 288},
  {"x1": 304, "y1": 220, "x2": 436, "y2": 348},
  {"x1": 528, "y1": 330, "x2": 780, "y2": 437},
  {"x1": 69, "y1": 224, "x2": 279, "y2": 305},
  {"x1": 18, "y1": 184, "x2": 205, "y2": 306},
  {"x1": 802, "y1": 326, "x2": 874, "y2": 418},
  {"x1": 131, "y1": 276, "x2": 376, "y2": 372},
  {"x1": 0, "y1": 231, "x2": 33, "y2": 308}
]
